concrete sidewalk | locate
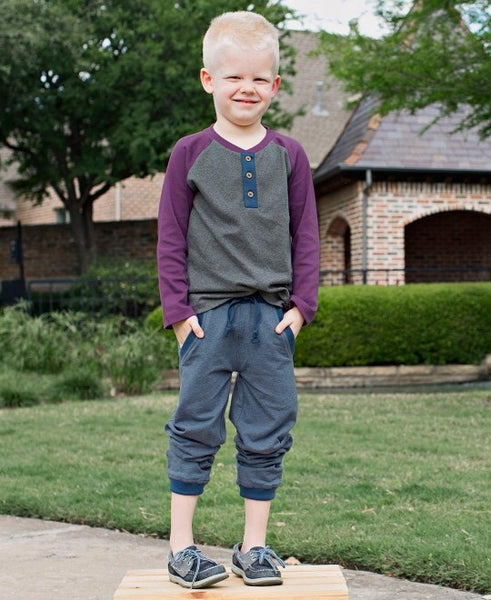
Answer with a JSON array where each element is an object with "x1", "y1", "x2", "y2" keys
[{"x1": 0, "y1": 515, "x2": 486, "y2": 600}]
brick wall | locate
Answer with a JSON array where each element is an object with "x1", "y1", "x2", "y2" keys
[
  {"x1": 0, "y1": 220, "x2": 157, "y2": 281},
  {"x1": 7, "y1": 174, "x2": 163, "y2": 226},
  {"x1": 318, "y1": 182, "x2": 364, "y2": 283},
  {"x1": 2, "y1": 179, "x2": 490, "y2": 286},
  {"x1": 317, "y1": 180, "x2": 491, "y2": 285},
  {"x1": 93, "y1": 176, "x2": 163, "y2": 222}
]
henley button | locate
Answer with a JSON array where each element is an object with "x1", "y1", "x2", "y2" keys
[
  {"x1": 245, "y1": 155, "x2": 252, "y2": 161},
  {"x1": 246, "y1": 172, "x2": 253, "y2": 179},
  {"x1": 247, "y1": 191, "x2": 254, "y2": 198}
]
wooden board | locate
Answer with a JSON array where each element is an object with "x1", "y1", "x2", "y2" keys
[{"x1": 114, "y1": 565, "x2": 348, "y2": 599}]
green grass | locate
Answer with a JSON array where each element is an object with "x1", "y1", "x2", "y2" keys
[{"x1": 0, "y1": 390, "x2": 490, "y2": 593}]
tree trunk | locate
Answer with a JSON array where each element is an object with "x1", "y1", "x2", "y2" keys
[{"x1": 68, "y1": 204, "x2": 97, "y2": 274}]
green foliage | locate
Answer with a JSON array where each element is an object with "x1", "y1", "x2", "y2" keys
[
  {"x1": 0, "y1": 0, "x2": 298, "y2": 270},
  {"x1": 144, "y1": 305, "x2": 164, "y2": 330},
  {"x1": 0, "y1": 303, "x2": 72, "y2": 374},
  {"x1": 144, "y1": 308, "x2": 179, "y2": 369},
  {"x1": 0, "y1": 370, "x2": 46, "y2": 408},
  {"x1": 49, "y1": 367, "x2": 106, "y2": 401},
  {"x1": 69, "y1": 258, "x2": 160, "y2": 318},
  {"x1": 83, "y1": 257, "x2": 157, "y2": 280},
  {"x1": 295, "y1": 283, "x2": 491, "y2": 367},
  {"x1": 100, "y1": 325, "x2": 170, "y2": 395},
  {"x1": 317, "y1": 0, "x2": 491, "y2": 138},
  {"x1": 0, "y1": 305, "x2": 177, "y2": 405}
]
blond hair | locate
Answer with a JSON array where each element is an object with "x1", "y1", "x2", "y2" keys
[{"x1": 203, "y1": 11, "x2": 279, "y2": 75}]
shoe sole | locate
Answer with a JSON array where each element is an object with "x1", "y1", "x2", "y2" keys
[
  {"x1": 231, "y1": 564, "x2": 283, "y2": 586},
  {"x1": 168, "y1": 571, "x2": 229, "y2": 589}
]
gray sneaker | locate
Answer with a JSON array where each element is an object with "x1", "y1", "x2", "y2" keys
[
  {"x1": 231, "y1": 542, "x2": 285, "y2": 585},
  {"x1": 167, "y1": 545, "x2": 228, "y2": 589}
]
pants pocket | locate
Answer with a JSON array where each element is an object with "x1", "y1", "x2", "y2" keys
[
  {"x1": 284, "y1": 325, "x2": 295, "y2": 353},
  {"x1": 178, "y1": 313, "x2": 204, "y2": 357},
  {"x1": 275, "y1": 307, "x2": 295, "y2": 354},
  {"x1": 179, "y1": 328, "x2": 196, "y2": 356}
]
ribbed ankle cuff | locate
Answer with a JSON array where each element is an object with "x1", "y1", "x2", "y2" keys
[
  {"x1": 170, "y1": 479, "x2": 205, "y2": 495},
  {"x1": 239, "y1": 486, "x2": 276, "y2": 500}
]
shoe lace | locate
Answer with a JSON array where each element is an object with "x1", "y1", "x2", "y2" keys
[
  {"x1": 178, "y1": 547, "x2": 205, "y2": 588},
  {"x1": 252, "y1": 546, "x2": 286, "y2": 568}
]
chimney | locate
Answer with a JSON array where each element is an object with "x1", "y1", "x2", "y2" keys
[{"x1": 312, "y1": 81, "x2": 329, "y2": 117}]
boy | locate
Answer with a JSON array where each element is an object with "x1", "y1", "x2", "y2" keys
[{"x1": 157, "y1": 10, "x2": 320, "y2": 589}]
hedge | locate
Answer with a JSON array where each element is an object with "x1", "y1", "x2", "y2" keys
[
  {"x1": 145, "y1": 283, "x2": 491, "y2": 367},
  {"x1": 295, "y1": 283, "x2": 491, "y2": 367}
]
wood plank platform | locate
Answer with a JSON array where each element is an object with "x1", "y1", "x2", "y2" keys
[{"x1": 114, "y1": 565, "x2": 348, "y2": 599}]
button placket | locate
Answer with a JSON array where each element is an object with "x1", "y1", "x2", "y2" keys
[{"x1": 241, "y1": 153, "x2": 258, "y2": 208}]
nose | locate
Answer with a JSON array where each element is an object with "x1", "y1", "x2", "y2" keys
[{"x1": 240, "y1": 80, "x2": 255, "y2": 93}]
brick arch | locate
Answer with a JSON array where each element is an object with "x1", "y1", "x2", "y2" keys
[
  {"x1": 323, "y1": 215, "x2": 352, "y2": 284},
  {"x1": 404, "y1": 209, "x2": 491, "y2": 282},
  {"x1": 403, "y1": 204, "x2": 491, "y2": 228},
  {"x1": 326, "y1": 215, "x2": 350, "y2": 236}
]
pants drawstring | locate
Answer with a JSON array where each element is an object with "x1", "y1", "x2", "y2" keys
[{"x1": 224, "y1": 295, "x2": 262, "y2": 344}]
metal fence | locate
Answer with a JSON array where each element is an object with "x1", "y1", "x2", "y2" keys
[
  {"x1": 1, "y1": 266, "x2": 489, "y2": 317},
  {"x1": 24, "y1": 276, "x2": 160, "y2": 318},
  {"x1": 320, "y1": 266, "x2": 491, "y2": 286}
]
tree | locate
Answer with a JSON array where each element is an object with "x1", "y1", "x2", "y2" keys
[
  {"x1": 0, "y1": 0, "x2": 298, "y2": 272},
  {"x1": 317, "y1": 0, "x2": 491, "y2": 138}
]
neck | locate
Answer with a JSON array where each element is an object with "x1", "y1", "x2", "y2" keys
[{"x1": 213, "y1": 121, "x2": 266, "y2": 150}]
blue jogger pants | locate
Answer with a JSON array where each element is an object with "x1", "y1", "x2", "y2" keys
[{"x1": 165, "y1": 295, "x2": 297, "y2": 501}]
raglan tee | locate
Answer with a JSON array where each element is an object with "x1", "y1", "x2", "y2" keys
[{"x1": 157, "y1": 126, "x2": 320, "y2": 329}]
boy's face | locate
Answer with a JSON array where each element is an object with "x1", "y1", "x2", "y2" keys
[{"x1": 200, "y1": 43, "x2": 281, "y2": 131}]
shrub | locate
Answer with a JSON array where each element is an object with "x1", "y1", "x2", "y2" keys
[
  {"x1": 49, "y1": 367, "x2": 106, "y2": 401},
  {"x1": 295, "y1": 283, "x2": 491, "y2": 367},
  {"x1": 68, "y1": 257, "x2": 160, "y2": 318},
  {"x1": 26, "y1": 258, "x2": 159, "y2": 319},
  {"x1": 83, "y1": 256, "x2": 157, "y2": 280},
  {"x1": 144, "y1": 306, "x2": 164, "y2": 331},
  {"x1": 0, "y1": 304, "x2": 71, "y2": 374},
  {"x1": 100, "y1": 326, "x2": 174, "y2": 395},
  {"x1": 0, "y1": 305, "x2": 179, "y2": 402},
  {"x1": 144, "y1": 309, "x2": 179, "y2": 369},
  {"x1": 0, "y1": 370, "x2": 45, "y2": 408}
]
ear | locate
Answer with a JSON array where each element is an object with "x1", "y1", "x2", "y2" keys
[
  {"x1": 200, "y1": 68, "x2": 214, "y2": 94},
  {"x1": 271, "y1": 75, "x2": 281, "y2": 98}
]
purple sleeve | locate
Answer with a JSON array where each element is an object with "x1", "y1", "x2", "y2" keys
[
  {"x1": 157, "y1": 139, "x2": 196, "y2": 328},
  {"x1": 286, "y1": 141, "x2": 320, "y2": 325}
]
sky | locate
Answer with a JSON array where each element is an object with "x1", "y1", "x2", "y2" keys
[
  {"x1": 284, "y1": 0, "x2": 410, "y2": 37},
  {"x1": 284, "y1": 0, "x2": 488, "y2": 35}
]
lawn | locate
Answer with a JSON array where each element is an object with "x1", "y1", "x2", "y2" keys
[{"x1": 0, "y1": 389, "x2": 489, "y2": 593}]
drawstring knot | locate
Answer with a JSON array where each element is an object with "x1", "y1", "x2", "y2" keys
[{"x1": 224, "y1": 295, "x2": 262, "y2": 344}]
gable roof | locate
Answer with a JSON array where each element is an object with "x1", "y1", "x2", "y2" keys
[
  {"x1": 277, "y1": 31, "x2": 352, "y2": 169},
  {"x1": 314, "y1": 95, "x2": 491, "y2": 184}
]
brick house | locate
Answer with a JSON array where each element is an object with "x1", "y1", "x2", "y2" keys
[
  {"x1": 0, "y1": 31, "x2": 490, "y2": 283},
  {"x1": 314, "y1": 96, "x2": 491, "y2": 285}
]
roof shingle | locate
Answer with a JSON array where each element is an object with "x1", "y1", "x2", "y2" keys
[
  {"x1": 315, "y1": 96, "x2": 491, "y2": 182},
  {"x1": 277, "y1": 31, "x2": 352, "y2": 169}
]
